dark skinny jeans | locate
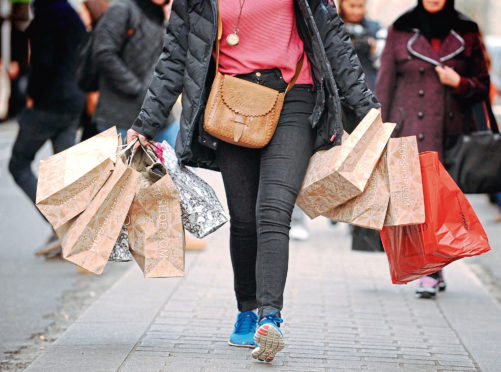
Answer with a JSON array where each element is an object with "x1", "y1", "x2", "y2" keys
[{"x1": 216, "y1": 69, "x2": 315, "y2": 319}]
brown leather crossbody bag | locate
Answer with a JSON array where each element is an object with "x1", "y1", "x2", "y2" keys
[{"x1": 203, "y1": 4, "x2": 304, "y2": 149}]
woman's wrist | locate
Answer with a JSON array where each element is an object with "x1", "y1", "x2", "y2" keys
[{"x1": 452, "y1": 77, "x2": 470, "y2": 96}]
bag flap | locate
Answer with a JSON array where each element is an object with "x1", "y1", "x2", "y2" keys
[{"x1": 220, "y1": 75, "x2": 281, "y2": 117}]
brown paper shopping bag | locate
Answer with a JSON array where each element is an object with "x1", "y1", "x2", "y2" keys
[
  {"x1": 296, "y1": 109, "x2": 396, "y2": 218},
  {"x1": 323, "y1": 151, "x2": 390, "y2": 230},
  {"x1": 384, "y1": 137, "x2": 425, "y2": 226},
  {"x1": 126, "y1": 146, "x2": 185, "y2": 278},
  {"x1": 36, "y1": 127, "x2": 118, "y2": 229},
  {"x1": 56, "y1": 158, "x2": 141, "y2": 274}
]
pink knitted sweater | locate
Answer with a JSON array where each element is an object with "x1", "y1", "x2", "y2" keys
[{"x1": 216, "y1": 0, "x2": 314, "y2": 85}]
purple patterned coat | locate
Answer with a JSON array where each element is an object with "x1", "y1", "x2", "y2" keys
[{"x1": 375, "y1": 11, "x2": 489, "y2": 159}]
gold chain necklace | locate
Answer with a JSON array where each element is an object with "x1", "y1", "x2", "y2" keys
[{"x1": 226, "y1": 0, "x2": 246, "y2": 47}]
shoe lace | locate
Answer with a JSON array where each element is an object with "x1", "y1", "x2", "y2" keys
[
  {"x1": 263, "y1": 311, "x2": 283, "y2": 326},
  {"x1": 235, "y1": 312, "x2": 257, "y2": 334}
]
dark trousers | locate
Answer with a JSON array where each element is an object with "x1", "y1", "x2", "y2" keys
[
  {"x1": 9, "y1": 108, "x2": 79, "y2": 206},
  {"x1": 216, "y1": 69, "x2": 315, "y2": 319}
]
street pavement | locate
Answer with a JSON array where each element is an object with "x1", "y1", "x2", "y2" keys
[
  {"x1": 24, "y1": 168, "x2": 501, "y2": 372},
  {"x1": 0, "y1": 121, "x2": 129, "y2": 370}
]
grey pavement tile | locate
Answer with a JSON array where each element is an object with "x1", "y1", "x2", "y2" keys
[
  {"x1": 288, "y1": 352, "x2": 328, "y2": 360},
  {"x1": 55, "y1": 322, "x2": 149, "y2": 346},
  {"x1": 119, "y1": 353, "x2": 167, "y2": 372},
  {"x1": 324, "y1": 355, "x2": 362, "y2": 362},
  {"x1": 395, "y1": 366, "x2": 440, "y2": 372},
  {"x1": 284, "y1": 348, "x2": 325, "y2": 355},
  {"x1": 364, "y1": 356, "x2": 436, "y2": 365},
  {"x1": 75, "y1": 300, "x2": 164, "y2": 323},
  {"x1": 322, "y1": 360, "x2": 367, "y2": 369},
  {"x1": 160, "y1": 363, "x2": 204, "y2": 372},
  {"x1": 437, "y1": 360, "x2": 476, "y2": 368},
  {"x1": 364, "y1": 363, "x2": 411, "y2": 372},
  {"x1": 358, "y1": 350, "x2": 399, "y2": 358},
  {"x1": 358, "y1": 345, "x2": 399, "y2": 351},
  {"x1": 26, "y1": 345, "x2": 132, "y2": 372}
]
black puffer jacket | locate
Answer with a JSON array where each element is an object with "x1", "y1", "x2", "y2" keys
[
  {"x1": 92, "y1": 0, "x2": 165, "y2": 128},
  {"x1": 132, "y1": 0, "x2": 380, "y2": 170}
]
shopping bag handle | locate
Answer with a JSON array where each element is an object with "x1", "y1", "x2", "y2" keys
[{"x1": 117, "y1": 138, "x2": 138, "y2": 155}]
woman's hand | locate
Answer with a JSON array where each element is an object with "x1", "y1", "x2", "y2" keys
[
  {"x1": 127, "y1": 128, "x2": 149, "y2": 150},
  {"x1": 435, "y1": 65, "x2": 461, "y2": 88}
]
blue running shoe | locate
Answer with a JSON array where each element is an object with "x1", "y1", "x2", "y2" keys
[
  {"x1": 252, "y1": 312, "x2": 285, "y2": 362},
  {"x1": 228, "y1": 311, "x2": 258, "y2": 348}
]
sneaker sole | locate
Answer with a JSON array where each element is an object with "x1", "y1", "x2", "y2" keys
[
  {"x1": 228, "y1": 341, "x2": 256, "y2": 349},
  {"x1": 415, "y1": 289, "x2": 437, "y2": 299},
  {"x1": 252, "y1": 324, "x2": 284, "y2": 362}
]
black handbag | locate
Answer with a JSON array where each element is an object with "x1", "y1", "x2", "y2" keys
[
  {"x1": 444, "y1": 99, "x2": 501, "y2": 194},
  {"x1": 351, "y1": 226, "x2": 385, "y2": 252}
]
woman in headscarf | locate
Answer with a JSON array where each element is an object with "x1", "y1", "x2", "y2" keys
[{"x1": 376, "y1": 0, "x2": 490, "y2": 298}]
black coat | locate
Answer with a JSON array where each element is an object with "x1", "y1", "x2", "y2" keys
[
  {"x1": 27, "y1": 0, "x2": 86, "y2": 115},
  {"x1": 132, "y1": 0, "x2": 380, "y2": 170},
  {"x1": 92, "y1": 0, "x2": 166, "y2": 128}
]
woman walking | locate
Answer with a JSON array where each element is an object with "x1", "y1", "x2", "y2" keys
[
  {"x1": 376, "y1": 0, "x2": 490, "y2": 298},
  {"x1": 128, "y1": 0, "x2": 379, "y2": 362},
  {"x1": 338, "y1": 0, "x2": 382, "y2": 90}
]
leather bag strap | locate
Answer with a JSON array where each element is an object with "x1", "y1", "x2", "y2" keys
[
  {"x1": 485, "y1": 99, "x2": 500, "y2": 134},
  {"x1": 216, "y1": 0, "x2": 223, "y2": 69},
  {"x1": 215, "y1": 0, "x2": 304, "y2": 93}
]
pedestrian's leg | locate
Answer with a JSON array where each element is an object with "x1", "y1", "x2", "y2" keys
[
  {"x1": 252, "y1": 86, "x2": 315, "y2": 362},
  {"x1": 255, "y1": 87, "x2": 315, "y2": 317},
  {"x1": 8, "y1": 109, "x2": 53, "y2": 205},
  {"x1": 216, "y1": 142, "x2": 261, "y2": 348},
  {"x1": 416, "y1": 269, "x2": 446, "y2": 298},
  {"x1": 51, "y1": 114, "x2": 79, "y2": 154},
  {"x1": 217, "y1": 142, "x2": 261, "y2": 311}
]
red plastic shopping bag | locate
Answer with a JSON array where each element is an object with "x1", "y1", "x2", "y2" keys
[{"x1": 380, "y1": 151, "x2": 490, "y2": 284}]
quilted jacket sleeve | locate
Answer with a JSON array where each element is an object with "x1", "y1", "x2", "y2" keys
[
  {"x1": 93, "y1": 3, "x2": 144, "y2": 97},
  {"x1": 131, "y1": 0, "x2": 188, "y2": 139},
  {"x1": 315, "y1": 0, "x2": 380, "y2": 118}
]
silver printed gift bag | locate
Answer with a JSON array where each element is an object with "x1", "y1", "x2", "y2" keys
[{"x1": 157, "y1": 141, "x2": 228, "y2": 238}]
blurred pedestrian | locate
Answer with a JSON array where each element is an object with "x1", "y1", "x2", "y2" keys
[
  {"x1": 127, "y1": 0, "x2": 379, "y2": 362},
  {"x1": 91, "y1": 0, "x2": 178, "y2": 140},
  {"x1": 339, "y1": 0, "x2": 384, "y2": 252},
  {"x1": 376, "y1": 0, "x2": 490, "y2": 298},
  {"x1": 0, "y1": 1, "x2": 30, "y2": 120},
  {"x1": 8, "y1": 0, "x2": 86, "y2": 257},
  {"x1": 0, "y1": 24, "x2": 29, "y2": 120},
  {"x1": 76, "y1": 0, "x2": 109, "y2": 141},
  {"x1": 339, "y1": 0, "x2": 382, "y2": 90}
]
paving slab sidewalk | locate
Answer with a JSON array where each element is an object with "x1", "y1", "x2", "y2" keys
[{"x1": 25, "y1": 171, "x2": 501, "y2": 372}]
